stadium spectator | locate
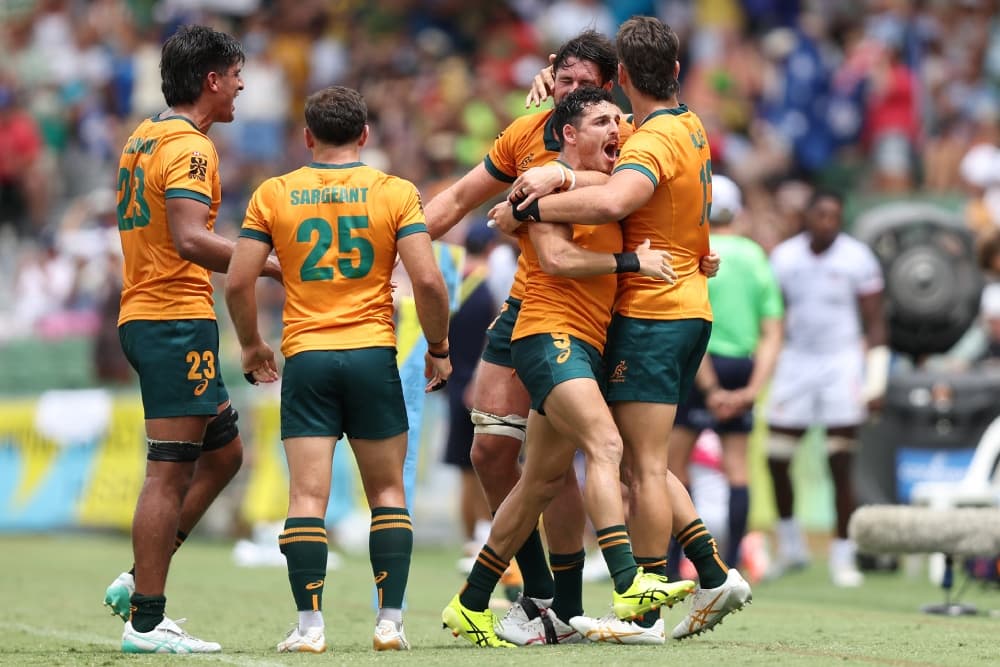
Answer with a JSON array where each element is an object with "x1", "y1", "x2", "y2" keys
[
  {"x1": 10, "y1": 229, "x2": 78, "y2": 336},
  {"x1": 0, "y1": 78, "x2": 48, "y2": 237},
  {"x1": 669, "y1": 174, "x2": 784, "y2": 574},
  {"x1": 765, "y1": 190, "x2": 888, "y2": 588},
  {"x1": 226, "y1": 85, "x2": 452, "y2": 653},
  {"x1": 106, "y1": 25, "x2": 280, "y2": 655}
]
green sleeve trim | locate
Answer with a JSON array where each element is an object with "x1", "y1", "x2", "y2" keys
[
  {"x1": 613, "y1": 163, "x2": 658, "y2": 188},
  {"x1": 484, "y1": 156, "x2": 516, "y2": 183},
  {"x1": 397, "y1": 222, "x2": 428, "y2": 239},
  {"x1": 239, "y1": 228, "x2": 273, "y2": 246},
  {"x1": 164, "y1": 188, "x2": 211, "y2": 206}
]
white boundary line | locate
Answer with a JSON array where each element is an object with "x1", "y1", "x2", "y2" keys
[{"x1": 0, "y1": 622, "x2": 285, "y2": 665}]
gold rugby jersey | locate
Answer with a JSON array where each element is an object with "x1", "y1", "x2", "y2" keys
[
  {"x1": 117, "y1": 115, "x2": 220, "y2": 324},
  {"x1": 613, "y1": 106, "x2": 712, "y2": 322},
  {"x1": 240, "y1": 161, "x2": 427, "y2": 357}
]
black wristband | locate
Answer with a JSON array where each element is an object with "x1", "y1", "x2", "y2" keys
[
  {"x1": 511, "y1": 197, "x2": 541, "y2": 222},
  {"x1": 613, "y1": 252, "x2": 641, "y2": 273},
  {"x1": 428, "y1": 349, "x2": 450, "y2": 359}
]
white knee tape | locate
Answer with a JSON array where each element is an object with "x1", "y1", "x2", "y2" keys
[
  {"x1": 826, "y1": 436, "x2": 858, "y2": 454},
  {"x1": 470, "y1": 409, "x2": 528, "y2": 442},
  {"x1": 767, "y1": 432, "x2": 799, "y2": 460}
]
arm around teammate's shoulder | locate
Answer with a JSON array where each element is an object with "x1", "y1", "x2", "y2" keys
[{"x1": 536, "y1": 168, "x2": 653, "y2": 225}]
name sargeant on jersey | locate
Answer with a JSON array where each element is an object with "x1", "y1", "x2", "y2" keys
[{"x1": 290, "y1": 186, "x2": 369, "y2": 206}]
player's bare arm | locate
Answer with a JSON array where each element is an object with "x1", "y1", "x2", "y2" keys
[
  {"x1": 509, "y1": 164, "x2": 611, "y2": 207},
  {"x1": 396, "y1": 231, "x2": 453, "y2": 391},
  {"x1": 224, "y1": 236, "x2": 278, "y2": 384},
  {"x1": 167, "y1": 197, "x2": 282, "y2": 280},
  {"x1": 424, "y1": 162, "x2": 508, "y2": 240},
  {"x1": 500, "y1": 168, "x2": 652, "y2": 231},
  {"x1": 528, "y1": 221, "x2": 675, "y2": 282},
  {"x1": 490, "y1": 170, "x2": 648, "y2": 233}
]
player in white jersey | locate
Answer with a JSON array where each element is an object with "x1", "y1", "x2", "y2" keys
[{"x1": 764, "y1": 190, "x2": 887, "y2": 588}]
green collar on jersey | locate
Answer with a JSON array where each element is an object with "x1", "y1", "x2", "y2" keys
[
  {"x1": 640, "y1": 104, "x2": 689, "y2": 126},
  {"x1": 308, "y1": 161, "x2": 365, "y2": 169},
  {"x1": 151, "y1": 112, "x2": 200, "y2": 132}
]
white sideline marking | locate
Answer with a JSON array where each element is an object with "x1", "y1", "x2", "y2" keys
[{"x1": 0, "y1": 622, "x2": 284, "y2": 665}]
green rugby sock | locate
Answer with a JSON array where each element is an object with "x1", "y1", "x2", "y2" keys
[
  {"x1": 460, "y1": 544, "x2": 508, "y2": 612},
  {"x1": 129, "y1": 593, "x2": 165, "y2": 633},
  {"x1": 279, "y1": 517, "x2": 328, "y2": 611},
  {"x1": 549, "y1": 550, "x2": 585, "y2": 620},
  {"x1": 596, "y1": 524, "x2": 637, "y2": 593},
  {"x1": 677, "y1": 518, "x2": 728, "y2": 589},
  {"x1": 515, "y1": 528, "x2": 554, "y2": 600},
  {"x1": 369, "y1": 507, "x2": 413, "y2": 610}
]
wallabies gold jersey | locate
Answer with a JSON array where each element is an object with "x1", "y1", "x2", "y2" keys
[
  {"x1": 240, "y1": 162, "x2": 427, "y2": 357},
  {"x1": 117, "y1": 115, "x2": 220, "y2": 324},
  {"x1": 485, "y1": 109, "x2": 634, "y2": 302},
  {"x1": 512, "y1": 160, "x2": 621, "y2": 353},
  {"x1": 613, "y1": 105, "x2": 713, "y2": 322}
]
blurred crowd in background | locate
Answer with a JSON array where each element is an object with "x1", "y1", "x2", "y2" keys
[{"x1": 4, "y1": 0, "x2": 1000, "y2": 386}]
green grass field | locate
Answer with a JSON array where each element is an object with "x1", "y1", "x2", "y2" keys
[{"x1": 0, "y1": 533, "x2": 997, "y2": 666}]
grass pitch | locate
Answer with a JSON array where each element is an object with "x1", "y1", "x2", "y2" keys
[{"x1": 0, "y1": 533, "x2": 997, "y2": 666}]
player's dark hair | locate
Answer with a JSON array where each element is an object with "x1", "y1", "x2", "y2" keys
[
  {"x1": 808, "y1": 188, "x2": 845, "y2": 211},
  {"x1": 553, "y1": 30, "x2": 618, "y2": 86},
  {"x1": 160, "y1": 25, "x2": 244, "y2": 107},
  {"x1": 304, "y1": 86, "x2": 367, "y2": 146},
  {"x1": 552, "y1": 86, "x2": 615, "y2": 144},
  {"x1": 616, "y1": 16, "x2": 680, "y2": 100}
]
